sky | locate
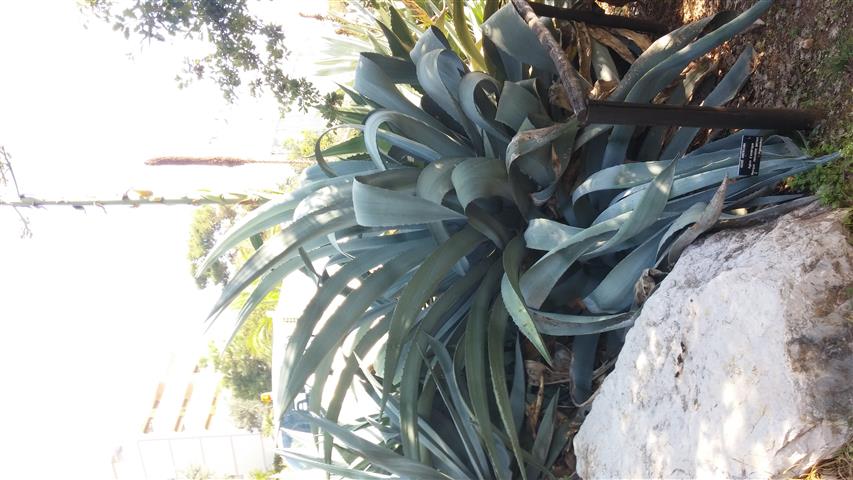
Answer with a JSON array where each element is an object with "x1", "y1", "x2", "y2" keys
[{"x1": 0, "y1": 1, "x2": 334, "y2": 477}]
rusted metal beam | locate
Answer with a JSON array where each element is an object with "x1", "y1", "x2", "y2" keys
[
  {"x1": 527, "y1": 2, "x2": 669, "y2": 35},
  {"x1": 584, "y1": 100, "x2": 824, "y2": 130}
]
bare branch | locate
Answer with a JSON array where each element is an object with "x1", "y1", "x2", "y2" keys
[
  {"x1": 511, "y1": 0, "x2": 589, "y2": 120},
  {"x1": 1, "y1": 192, "x2": 268, "y2": 209},
  {"x1": 13, "y1": 207, "x2": 32, "y2": 238},
  {"x1": 0, "y1": 146, "x2": 23, "y2": 198}
]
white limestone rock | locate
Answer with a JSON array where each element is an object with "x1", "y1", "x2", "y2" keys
[{"x1": 574, "y1": 204, "x2": 853, "y2": 479}]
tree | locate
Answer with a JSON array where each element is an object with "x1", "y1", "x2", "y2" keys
[
  {"x1": 208, "y1": 282, "x2": 278, "y2": 400},
  {"x1": 209, "y1": 318, "x2": 272, "y2": 402},
  {"x1": 188, "y1": 205, "x2": 237, "y2": 288},
  {"x1": 282, "y1": 129, "x2": 336, "y2": 160},
  {"x1": 83, "y1": 0, "x2": 342, "y2": 120},
  {"x1": 207, "y1": 302, "x2": 275, "y2": 437},
  {"x1": 228, "y1": 397, "x2": 272, "y2": 433}
]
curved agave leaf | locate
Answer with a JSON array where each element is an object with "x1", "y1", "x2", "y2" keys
[
  {"x1": 459, "y1": 72, "x2": 511, "y2": 143},
  {"x1": 364, "y1": 110, "x2": 473, "y2": 169},
  {"x1": 661, "y1": 45, "x2": 756, "y2": 160},
  {"x1": 353, "y1": 175, "x2": 467, "y2": 227},
  {"x1": 602, "y1": 1, "x2": 772, "y2": 168},
  {"x1": 481, "y1": 3, "x2": 554, "y2": 73},
  {"x1": 591, "y1": 39, "x2": 619, "y2": 83},
  {"x1": 523, "y1": 219, "x2": 583, "y2": 251},
  {"x1": 416, "y1": 48, "x2": 483, "y2": 152},
  {"x1": 488, "y1": 298, "x2": 528, "y2": 480},
  {"x1": 585, "y1": 155, "x2": 679, "y2": 256},
  {"x1": 593, "y1": 158, "x2": 809, "y2": 224},
  {"x1": 198, "y1": 174, "x2": 360, "y2": 275},
  {"x1": 355, "y1": 54, "x2": 445, "y2": 131},
  {"x1": 530, "y1": 310, "x2": 635, "y2": 336},
  {"x1": 276, "y1": 448, "x2": 396, "y2": 479},
  {"x1": 358, "y1": 354, "x2": 477, "y2": 479},
  {"x1": 451, "y1": 157, "x2": 512, "y2": 208},
  {"x1": 209, "y1": 206, "x2": 358, "y2": 318},
  {"x1": 501, "y1": 236, "x2": 552, "y2": 364},
  {"x1": 389, "y1": 5, "x2": 416, "y2": 51},
  {"x1": 495, "y1": 81, "x2": 543, "y2": 132},
  {"x1": 283, "y1": 247, "x2": 431, "y2": 413},
  {"x1": 411, "y1": 26, "x2": 452, "y2": 66},
  {"x1": 584, "y1": 228, "x2": 668, "y2": 314},
  {"x1": 399, "y1": 257, "x2": 495, "y2": 463},
  {"x1": 276, "y1": 242, "x2": 427, "y2": 416},
  {"x1": 292, "y1": 411, "x2": 454, "y2": 480},
  {"x1": 383, "y1": 226, "x2": 487, "y2": 399},
  {"x1": 422, "y1": 335, "x2": 490, "y2": 479},
  {"x1": 464, "y1": 262, "x2": 508, "y2": 480},
  {"x1": 526, "y1": 392, "x2": 559, "y2": 480},
  {"x1": 608, "y1": 17, "x2": 713, "y2": 103},
  {"x1": 195, "y1": 5, "x2": 840, "y2": 478},
  {"x1": 520, "y1": 229, "x2": 611, "y2": 308}
]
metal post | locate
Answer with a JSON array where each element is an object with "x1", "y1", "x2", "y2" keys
[
  {"x1": 167, "y1": 440, "x2": 177, "y2": 478},
  {"x1": 198, "y1": 437, "x2": 206, "y2": 468},
  {"x1": 258, "y1": 433, "x2": 268, "y2": 466},
  {"x1": 230, "y1": 436, "x2": 239, "y2": 475},
  {"x1": 583, "y1": 100, "x2": 824, "y2": 130},
  {"x1": 137, "y1": 441, "x2": 149, "y2": 480},
  {"x1": 527, "y1": 2, "x2": 670, "y2": 35}
]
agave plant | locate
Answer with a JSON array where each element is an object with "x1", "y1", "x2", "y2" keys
[{"x1": 198, "y1": 0, "x2": 837, "y2": 478}]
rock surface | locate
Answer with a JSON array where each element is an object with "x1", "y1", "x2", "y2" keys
[{"x1": 574, "y1": 204, "x2": 853, "y2": 479}]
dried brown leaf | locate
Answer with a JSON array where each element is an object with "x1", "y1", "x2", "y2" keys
[
  {"x1": 683, "y1": 56, "x2": 719, "y2": 102},
  {"x1": 573, "y1": 22, "x2": 593, "y2": 84},
  {"x1": 588, "y1": 26, "x2": 636, "y2": 63},
  {"x1": 401, "y1": 0, "x2": 432, "y2": 26},
  {"x1": 549, "y1": 82, "x2": 574, "y2": 110},
  {"x1": 525, "y1": 360, "x2": 549, "y2": 386},
  {"x1": 612, "y1": 27, "x2": 653, "y2": 51},
  {"x1": 590, "y1": 79, "x2": 619, "y2": 99}
]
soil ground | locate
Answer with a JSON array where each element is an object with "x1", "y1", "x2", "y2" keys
[{"x1": 624, "y1": 0, "x2": 852, "y2": 145}]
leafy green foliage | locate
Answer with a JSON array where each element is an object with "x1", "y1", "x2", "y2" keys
[
  {"x1": 229, "y1": 397, "x2": 273, "y2": 433},
  {"x1": 826, "y1": 32, "x2": 853, "y2": 75},
  {"x1": 788, "y1": 156, "x2": 852, "y2": 209},
  {"x1": 84, "y1": 0, "x2": 340, "y2": 119},
  {"x1": 210, "y1": 338, "x2": 271, "y2": 402},
  {"x1": 282, "y1": 128, "x2": 341, "y2": 165},
  {"x1": 188, "y1": 205, "x2": 237, "y2": 288},
  {"x1": 788, "y1": 128, "x2": 852, "y2": 234},
  {"x1": 789, "y1": 127, "x2": 853, "y2": 209},
  {"x1": 248, "y1": 467, "x2": 284, "y2": 480},
  {"x1": 197, "y1": 1, "x2": 837, "y2": 478},
  {"x1": 181, "y1": 465, "x2": 211, "y2": 480},
  {"x1": 208, "y1": 287, "x2": 278, "y2": 400}
]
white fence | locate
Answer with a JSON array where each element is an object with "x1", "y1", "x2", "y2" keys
[{"x1": 117, "y1": 432, "x2": 274, "y2": 479}]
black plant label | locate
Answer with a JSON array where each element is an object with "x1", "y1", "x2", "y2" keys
[{"x1": 738, "y1": 135, "x2": 763, "y2": 176}]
